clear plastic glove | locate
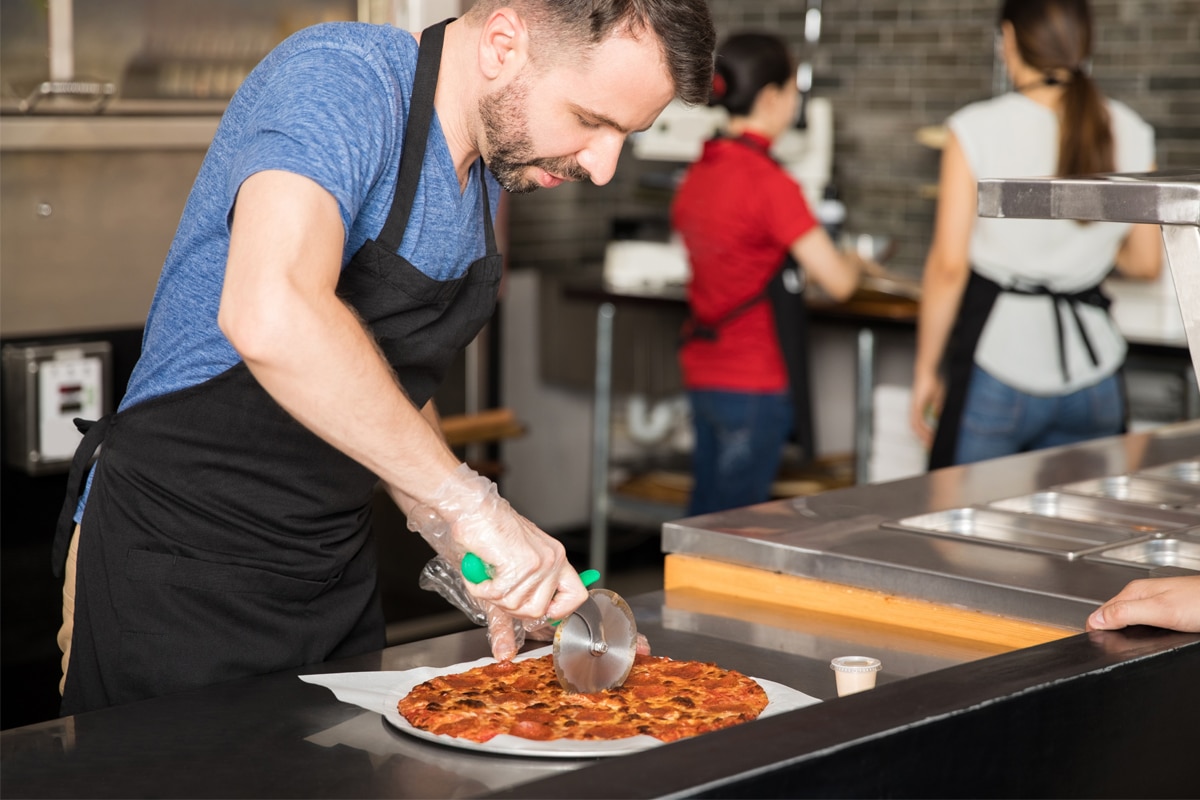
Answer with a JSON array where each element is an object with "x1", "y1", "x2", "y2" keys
[
  {"x1": 418, "y1": 556, "x2": 526, "y2": 659},
  {"x1": 407, "y1": 464, "x2": 588, "y2": 659}
]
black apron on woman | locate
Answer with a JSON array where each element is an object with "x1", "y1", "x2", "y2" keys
[
  {"x1": 53, "y1": 20, "x2": 503, "y2": 715},
  {"x1": 678, "y1": 134, "x2": 817, "y2": 460},
  {"x1": 928, "y1": 269, "x2": 1117, "y2": 470}
]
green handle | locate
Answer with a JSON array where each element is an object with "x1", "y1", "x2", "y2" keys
[
  {"x1": 461, "y1": 552, "x2": 491, "y2": 584},
  {"x1": 460, "y1": 554, "x2": 601, "y2": 590}
]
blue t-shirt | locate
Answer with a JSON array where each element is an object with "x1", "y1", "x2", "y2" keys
[
  {"x1": 80, "y1": 22, "x2": 499, "y2": 514},
  {"x1": 123, "y1": 21, "x2": 499, "y2": 411}
]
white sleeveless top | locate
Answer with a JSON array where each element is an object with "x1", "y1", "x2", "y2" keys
[{"x1": 947, "y1": 92, "x2": 1155, "y2": 394}]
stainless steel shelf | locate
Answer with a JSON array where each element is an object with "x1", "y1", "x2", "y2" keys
[
  {"x1": 977, "y1": 169, "x2": 1200, "y2": 225},
  {"x1": 977, "y1": 170, "x2": 1200, "y2": 396}
]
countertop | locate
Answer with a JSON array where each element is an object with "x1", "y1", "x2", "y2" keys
[
  {"x1": 561, "y1": 271, "x2": 920, "y2": 329},
  {"x1": 563, "y1": 270, "x2": 1189, "y2": 349},
  {"x1": 3, "y1": 422, "x2": 1199, "y2": 798}
]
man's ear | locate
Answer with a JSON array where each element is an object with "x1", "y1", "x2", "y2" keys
[{"x1": 478, "y1": 8, "x2": 530, "y2": 81}]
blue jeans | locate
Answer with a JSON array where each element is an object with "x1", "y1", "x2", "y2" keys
[
  {"x1": 954, "y1": 366, "x2": 1124, "y2": 465},
  {"x1": 687, "y1": 389, "x2": 792, "y2": 516}
]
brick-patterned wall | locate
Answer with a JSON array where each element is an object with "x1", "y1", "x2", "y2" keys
[{"x1": 507, "y1": 0, "x2": 1200, "y2": 278}]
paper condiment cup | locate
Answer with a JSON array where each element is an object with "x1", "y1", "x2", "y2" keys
[{"x1": 830, "y1": 656, "x2": 882, "y2": 696}]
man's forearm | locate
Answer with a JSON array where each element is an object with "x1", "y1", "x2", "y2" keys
[{"x1": 229, "y1": 280, "x2": 460, "y2": 511}]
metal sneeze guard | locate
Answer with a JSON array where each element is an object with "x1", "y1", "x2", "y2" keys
[{"x1": 976, "y1": 170, "x2": 1200, "y2": 386}]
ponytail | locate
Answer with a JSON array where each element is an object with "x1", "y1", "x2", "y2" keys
[
  {"x1": 1058, "y1": 68, "x2": 1114, "y2": 176},
  {"x1": 1001, "y1": 0, "x2": 1115, "y2": 177}
]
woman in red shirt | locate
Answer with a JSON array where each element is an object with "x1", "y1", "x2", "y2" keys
[{"x1": 674, "y1": 32, "x2": 863, "y2": 516}]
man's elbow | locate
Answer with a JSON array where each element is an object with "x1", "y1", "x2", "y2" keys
[{"x1": 218, "y1": 293, "x2": 284, "y2": 364}]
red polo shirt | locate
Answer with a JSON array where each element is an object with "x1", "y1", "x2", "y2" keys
[{"x1": 672, "y1": 132, "x2": 818, "y2": 392}]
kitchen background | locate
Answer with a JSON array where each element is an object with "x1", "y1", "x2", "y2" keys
[
  {"x1": 2, "y1": 0, "x2": 1197, "y2": 729},
  {"x1": 507, "y1": 0, "x2": 1199, "y2": 275}
]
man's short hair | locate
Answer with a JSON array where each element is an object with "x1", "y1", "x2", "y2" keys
[{"x1": 465, "y1": 0, "x2": 716, "y2": 106}]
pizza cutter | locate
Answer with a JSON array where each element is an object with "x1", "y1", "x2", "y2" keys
[
  {"x1": 552, "y1": 587, "x2": 638, "y2": 693},
  {"x1": 460, "y1": 554, "x2": 639, "y2": 693}
]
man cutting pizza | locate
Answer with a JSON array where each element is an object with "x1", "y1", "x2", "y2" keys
[{"x1": 53, "y1": 0, "x2": 715, "y2": 715}]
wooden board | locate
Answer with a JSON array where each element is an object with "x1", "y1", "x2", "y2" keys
[
  {"x1": 439, "y1": 408, "x2": 526, "y2": 447},
  {"x1": 664, "y1": 554, "x2": 1076, "y2": 652}
]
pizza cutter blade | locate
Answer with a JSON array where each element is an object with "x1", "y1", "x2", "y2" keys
[{"x1": 553, "y1": 588, "x2": 638, "y2": 693}]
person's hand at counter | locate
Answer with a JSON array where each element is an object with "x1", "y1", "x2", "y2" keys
[{"x1": 1086, "y1": 576, "x2": 1200, "y2": 633}]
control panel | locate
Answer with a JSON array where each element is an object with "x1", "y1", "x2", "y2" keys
[{"x1": 2, "y1": 341, "x2": 111, "y2": 475}]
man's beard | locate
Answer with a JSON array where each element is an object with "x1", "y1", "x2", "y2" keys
[{"x1": 479, "y1": 78, "x2": 590, "y2": 194}]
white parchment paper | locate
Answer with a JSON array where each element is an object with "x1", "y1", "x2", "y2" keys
[{"x1": 300, "y1": 646, "x2": 821, "y2": 759}]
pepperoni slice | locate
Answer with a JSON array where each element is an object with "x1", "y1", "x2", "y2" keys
[{"x1": 510, "y1": 720, "x2": 555, "y2": 740}]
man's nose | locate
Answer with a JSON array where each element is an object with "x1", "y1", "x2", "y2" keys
[{"x1": 577, "y1": 132, "x2": 625, "y2": 186}]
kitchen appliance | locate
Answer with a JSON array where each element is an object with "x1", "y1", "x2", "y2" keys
[
  {"x1": 2, "y1": 341, "x2": 111, "y2": 475},
  {"x1": 794, "y1": 0, "x2": 822, "y2": 130},
  {"x1": 631, "y1": 98, "x2": 834, "y2": 210}
]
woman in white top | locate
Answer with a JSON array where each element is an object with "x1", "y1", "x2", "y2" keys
[{"x1": 910, "y1": 0, "x2": 1162, "y2": 468}]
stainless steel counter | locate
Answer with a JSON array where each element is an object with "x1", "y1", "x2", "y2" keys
[
  {"x1": 665, "y1": 420, "x2": 1200, "y2": 628},
  {"x1": 3, "y1": 424, "x2": 1199, "y2": 797}
]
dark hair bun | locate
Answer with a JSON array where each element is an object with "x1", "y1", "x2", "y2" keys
[{"x1": 710, "y1": 32, "x2": 793, "y2": 116}]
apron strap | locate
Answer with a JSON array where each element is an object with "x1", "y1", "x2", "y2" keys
[
  {"x1": 53, "y1": 415, "x2": 112, "y2": 578},
  {"x1": 680, "y1": 288, "x2": 770, "y2": 345},
  {"x1": 477, "y1": 158, "x2": 497, "y2": 255},
  {"x1": 767, "y1": 255, "x2": 816, "y2": 461},
  {"x1": 1007, "y1": 283, "x2": 1110, "y2": 383},
  {"x1": 374, "y1": 19, "x2": 498, "y2": 260},
  {"x1": 928, "y1": 271, "x2": 1002, "y2": 470},
  {"x1": 375, "y1": 19, "x2": 449, "y2": 251}
]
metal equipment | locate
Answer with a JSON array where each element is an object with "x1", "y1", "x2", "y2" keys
[{"x1": 977, "y1": 170, "x2": 1200, "y2": 389}]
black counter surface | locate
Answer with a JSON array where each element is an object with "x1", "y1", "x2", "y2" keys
[{"x1": 3, "y1": 598, "x2": 1196, "y2": 798}]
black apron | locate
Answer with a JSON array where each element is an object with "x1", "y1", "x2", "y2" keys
[
  {"x1": 679, "y1": 134, "x2": 816, "y2": 460},
  {"x1": 53, "y1": 19, "x2": 503, "y2": 715},
  {"x1": 928, "y1": 269, "x2": 1116, "y2": 469}
]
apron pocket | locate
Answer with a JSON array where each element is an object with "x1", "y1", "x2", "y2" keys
[{"x1": 126, "y1": 548, "x2": 335, "y2": 602}]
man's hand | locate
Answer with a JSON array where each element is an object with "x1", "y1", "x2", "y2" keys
[
  {"x1": 1086, "y1": 576, "x2": 1200, "y2": 633},
  {"x1": 408, "y1": 464, "x2": 588, "y2": 660}
]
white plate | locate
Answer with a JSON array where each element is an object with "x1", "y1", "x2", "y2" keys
[{"x1": 375, "y1": 647, "x2": 822, "y2": 759}]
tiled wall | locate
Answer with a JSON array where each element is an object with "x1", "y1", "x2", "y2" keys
[{"x1": 506, "y1": 0, "x2": 1200, "y2": 278}]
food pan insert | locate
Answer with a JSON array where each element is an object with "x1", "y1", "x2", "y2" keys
[
  {"x1": 1134, "y1": 459, "x2": 1200, "y2": 485},
  {"x1": 1054, "y1": 475, "x2": 1200, "y2": 509},
  {"x1": 883, "y1": 507, "x2": 1138, "y2": 558},
  {"x1": 989, "y1": 492, "x2": 1200, "y2": 534},
  {"x1": 1082, "y1": 536, "x2": 1200, "y2": 572}
]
